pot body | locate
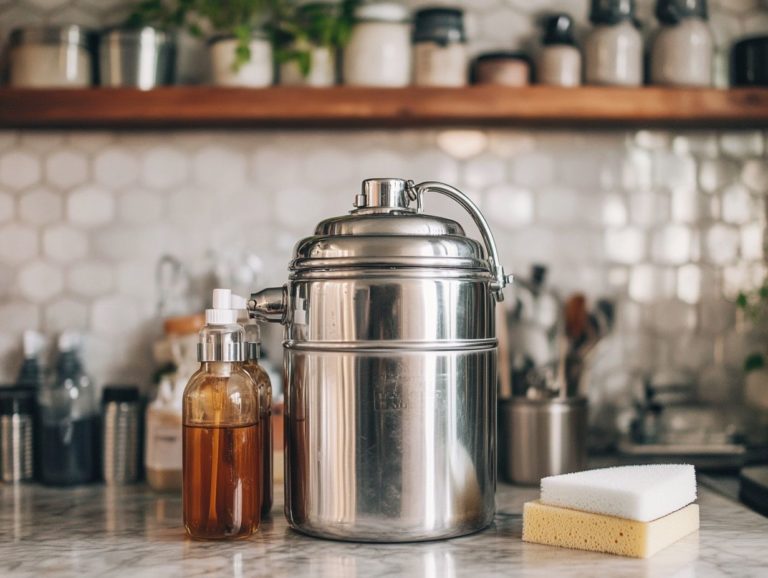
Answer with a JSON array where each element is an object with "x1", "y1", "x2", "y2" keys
[{"x1": 283, "y1": 273, "x2": 497, "y2": 541}]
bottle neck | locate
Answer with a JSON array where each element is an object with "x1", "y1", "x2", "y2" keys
[
  {"x1": 16, "y1": 359, "x2": 43, "y2": 388},
  {"x1": 245, "y1": 342, "x2": 261, "y2": 362},
  {"x1": 56, "y1": 352, "x2": 82, "y2": 381},
  {"x1": 199, "y1": 361, "x2": 241, "y2": 376}
]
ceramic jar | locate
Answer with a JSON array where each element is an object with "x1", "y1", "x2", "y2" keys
[
  {"x1": 9, "y1": 26, "x2": 93, "y2": 88},
  {"x1": 472, "y1": 52, "x2": 532, "y2": 86},
  {"x1": 650, "y1": 0, "x2": 713, "y2": 87},
  {"x1": 413, "y1": 7, "x2": 467, "y2": 87},
  {"x1": 343, "y1": 2, "x2": 412, "y2": 87},
  {"x1": 538, "y1": 14, "x2": 581, "y2": 87},
  {"x1": 584, "y1": 0, "x2": 643, "y2": 86},
  {"x1": 209, "y1": 33, "x2": 274, "y2": 87}
]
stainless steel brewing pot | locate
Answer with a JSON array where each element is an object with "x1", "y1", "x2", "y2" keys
[{"x1": 250, "y1": 178, "x2": 510, "y2": 542}]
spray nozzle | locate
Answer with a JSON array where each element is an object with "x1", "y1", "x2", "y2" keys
[
  {"x1": 22, "y1": 330, "x2": 46, "y2": 359},
  {"x1": 205, "y1": 289, "x2": 246, "y2": 325}
]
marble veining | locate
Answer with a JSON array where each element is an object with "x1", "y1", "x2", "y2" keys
[{"x1": 1, "y1": 482, "x2": 766, "y2": 577}]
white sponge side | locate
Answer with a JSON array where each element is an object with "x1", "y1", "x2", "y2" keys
[{"x1": 540, "y1": 464, "x2": 697, "y2": 522}]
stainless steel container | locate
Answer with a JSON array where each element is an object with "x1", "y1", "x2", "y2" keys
[
  {"x1": 99, "y1": 27, "x2": 175, "y2": 89},
  {"x1": 250, "y1": 178, "x2": 510, "y2": 542},
  {"x1": 499, "y1": 396, "x2": 587, "y2": 486},
  {"x1": 102, "y1": 385, "x2": 141, "y2": 485},
  {"x1": 0, "y1": 387, "x2": 35, "y2": 483}
]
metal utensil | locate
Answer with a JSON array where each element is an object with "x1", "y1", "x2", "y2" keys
[{"x1": 499, "y1": 396, "x2": 587, "y2": 485}]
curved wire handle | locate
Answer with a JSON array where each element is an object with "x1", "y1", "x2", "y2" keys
[{"x1": 406, "y1": 180, "x2": 511, "y2": 300}]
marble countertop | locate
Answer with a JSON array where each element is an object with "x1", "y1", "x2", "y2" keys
[{"x1": 1, "y1": 480, "x2": 767, "y2": 578}]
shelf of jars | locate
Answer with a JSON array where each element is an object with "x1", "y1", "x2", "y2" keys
[{"x1": 0, "y1": 86, "x2": 767, "y2": 129}]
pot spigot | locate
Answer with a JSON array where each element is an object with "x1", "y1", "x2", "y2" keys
[{"x1": 248, "y1": 286, "x2": 287, "y2": 324}]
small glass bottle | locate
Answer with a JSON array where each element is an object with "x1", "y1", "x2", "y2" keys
[
  {"x1": 183, "y1": 289, "x2": 261, "y2": 540},
  {"x1": 538, "y1": 14, "x2": 582, "y2": 87},
  {"x1": 242, "y1": 320, "x2": 273, "y2": 518},
  {"x1": 37, "y1": 332, "x2": 98, "y2": 486},
  {"x1": 15, "y1": 330, "x2": 46, "y2": 390},
  {"x1": 584, "y1": 0, "x2": 643, "y2": 86},
  {"x1": 650, "y1": 0, "x2": 713, "y2": 87}
]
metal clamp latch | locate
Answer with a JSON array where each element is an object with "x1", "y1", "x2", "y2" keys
[{"x1": 405, "y1": 180, "x2": 510, "y2": 301}]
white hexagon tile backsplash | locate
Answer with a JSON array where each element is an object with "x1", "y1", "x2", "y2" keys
[
  {"x1": 0, "y1": 0, "x2": 765, "y2": 417},
  {"x1": 0, "y1": 128, "x2": 763, "y2": 403}
]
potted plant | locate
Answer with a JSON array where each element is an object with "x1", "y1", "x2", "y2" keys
[
  {"x1": 737, "y1": 281, "x2": 768, "y2": 412},
  {"x1": 196, "y1": 0, "x2": 275, "y2": 87},
  {"x1": 273, "y1": 0, "x2": 360, "y2": 87}
]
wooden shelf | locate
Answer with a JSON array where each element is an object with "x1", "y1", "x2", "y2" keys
[{"x1": 1, "y1": 86, "x2": 767, "y2": 129}]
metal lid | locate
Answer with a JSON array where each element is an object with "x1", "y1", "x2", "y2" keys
[
  {"x1": 656, "y1": 0, "x2": 708, "y2": 25},
  {"x1": 590, "y1": 0, "x2": 635, "y2": 25},
  {"x1": 542, "y1": 13, "x2": 576, "y2": 46},
  {"x1": 10, "y1": 25, "x2": 92, "y2": 49},
  {"x1": 102, "y1": 384, "x2": 140, "y2": 404},
  {"x1": 291, "y1": 179, "x2": 490, "y2": 274},
  {"x1": 354, "y1": 2, "x2": 410, "y2": 23},
  {"x1": 103, "y1": 26, "x2": 175, "y2": 46},
  {"x1": 414, "y1": 7, "x2": 465, "y2": 45},
  {"x1": 0, "y1": 386, "x2": 35, "y2": 416}
]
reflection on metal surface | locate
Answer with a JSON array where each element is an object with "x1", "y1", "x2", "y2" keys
[{"x1": 253, "y1": 179, "x2": 505, "y2": 541}]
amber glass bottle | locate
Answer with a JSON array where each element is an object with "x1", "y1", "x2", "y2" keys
[
  {"x1": 242, "y1": 321, "x2": 273, "y2": 518},
  {"x1": 183, "y1": 290, "x2": 261, "y2": 540}
]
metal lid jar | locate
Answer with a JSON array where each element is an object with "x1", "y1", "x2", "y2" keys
[
  {"x1": 9, "y1": 26, "x2": 93, "y2": 88},
  {"x1": 250, "y1": 179, "x2": 509, "y2": 542}
]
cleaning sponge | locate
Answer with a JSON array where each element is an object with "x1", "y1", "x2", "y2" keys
[
  {"x1": 523, "y1": 501, "x2": 700, "y2": 558},
  {"x1": 540, "y1": 464, "x2": 697, "y2": 522}
]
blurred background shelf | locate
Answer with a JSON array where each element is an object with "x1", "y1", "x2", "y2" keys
[{"x1": 1, "y1": 86, "x2": 767, "y2": 129}]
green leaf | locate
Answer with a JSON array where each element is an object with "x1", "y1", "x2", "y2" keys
[
  {"x1": 744, "y1": 352, "x2": 766, "y2": 373},
  {"x1": 736, "y1": 292, "x2": 749, "y2": 309}
]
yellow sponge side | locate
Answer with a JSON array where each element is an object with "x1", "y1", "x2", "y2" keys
[{"x1": 522, "y1": 501, "x2": 699, "y2": 558}]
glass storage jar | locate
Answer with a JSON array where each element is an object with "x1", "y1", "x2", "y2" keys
[
  {"x1": 472, "y1": 52, "x2": 532, "y2": 86},
  {"x1": 584, "y1": 0, "x2": 643, "y2": 86},
  {"x1": 9, "y1": 26, "x2": 93, "y2": 88},
  {"x1": 413, "y1": 7, "x2": 467, "y2": 87},
  {"x1": 343, "y1": 2, "x2": 412, "y2": 87},
  {"x1": 650, "y1": 0, "x2": 713, "y2": 87},
  {"x1": 537, "y1": 13, "x2": 582, "y2": 87}
]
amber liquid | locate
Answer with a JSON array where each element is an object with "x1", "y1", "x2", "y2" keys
[
  {"x1": 183, "y1": 423, "x2": 261, "y2": 540},
  {"x1": 243, "y1": 361, "x2": 273, "y2": 518}
]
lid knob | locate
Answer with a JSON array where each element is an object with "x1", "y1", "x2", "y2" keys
[{"x1": 354, "y1": 178, "x2": 414, "y2": 211}]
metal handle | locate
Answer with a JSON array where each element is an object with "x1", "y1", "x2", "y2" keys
[
  {"x1": 407, "y1": 180, "x2": 510, "y2": 300},
  {"x1": 248, "y1": 286, "x2": 288, "y2": 323}
]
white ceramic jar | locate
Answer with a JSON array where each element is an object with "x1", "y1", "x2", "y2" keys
[
  {"x1": 413, "y1": 7, "x2": 467, "y2": 87},
  {"x1": 280, "y1": 45, "x2": 336, "y2": 87},
  {"x1": 537, "y1": 13, "x2": 581, "y2": 87},
  {"x1": 209, "y1": 33, "x2": 274, "y2": 87},
  {"x1": 650, "y1": 0, "x2": 713, "y2": 87},
  {"x1": 584, "y1": 0, "x2": 643, "y2": 86},
  {"x1": 343, "y1": 2, "x2": 412, "y2": 87},
  {"x1": 9, "y1": 26, "x2": 92, "y2": 88}
]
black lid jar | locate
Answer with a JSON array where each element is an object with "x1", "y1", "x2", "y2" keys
[
  {"x1": 413, "y1": 7, "x2": 466, "y2": 45},
  {"x1": 413, "y1": 7, "x2": 468, "y2": 87},
  {"x1": 590, "y1": 0, "x2": 636, "y2": 25},
  {"x1": 732, "y1": 35, "x2": 768, "y2": 86}
]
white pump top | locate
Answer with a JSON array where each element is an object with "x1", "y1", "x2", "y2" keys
[
  {"x1": 22, "y1": 330, "x2": 46, "y2": 358},
  {"x1": 205, "y1": 288, "x2": 245, "y2": 325},
  {"x1": 58, "y1": 331, "x2": 82, "y2": 352}
]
